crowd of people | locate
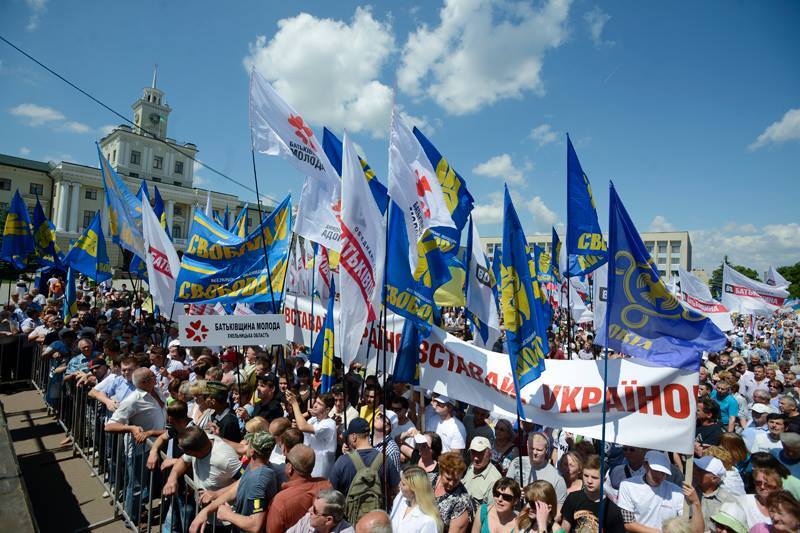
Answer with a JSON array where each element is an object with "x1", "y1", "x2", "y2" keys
[{"x1": 4, "y1": 272, "x2": 800, "y2": 533}]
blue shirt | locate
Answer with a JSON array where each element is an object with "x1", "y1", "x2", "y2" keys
[
  {"x1": 711, "y1": 390, "x2": 739, "y2": 426},
  {"x1": 94, "y1": 374, "x2": 136, "y2": 406}
]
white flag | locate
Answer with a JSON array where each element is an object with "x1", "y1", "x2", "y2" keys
[
  {"x1": 764, "y1": 265, "x2": 790, "y2": 289},
  {"x1": 314, "y1": 245, "x2": 331, "y2": 302},
  {"x1": 592, "y1": 263, "x2": 608, "y2": 336},
  {"x1": 465, "y1": 218, "x2": 500, "y2": 347},
  {"x1": 339, "y1": 131, "x2": 386, "y2": 368},
  {"x1": 722, "y1": 263, "x2": 788, "y2": 315},
  {"x1": 388, "y1": 109, "x2": 455, "y2": 270},
  {"x1": 204, "y1": 190, "x2": 212, "y2": 217},
  {"x1": 678, "y1": 267, "x2": 733, "y2": 331},
  {"x1": 142, "y1": 196, "x2": 183, "y2": 317}
]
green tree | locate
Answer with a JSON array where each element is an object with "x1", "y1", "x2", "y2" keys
[
  {"x1": 777, "y1": 262, "x2": 800, "y2": 298},
  {"x1": 709, "y1": 255, "x2": 760, "y2": 299}
]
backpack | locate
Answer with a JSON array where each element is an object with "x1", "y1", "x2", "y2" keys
[{"x1": 344, "y1": 451, "x2": 384, "y2": 524}]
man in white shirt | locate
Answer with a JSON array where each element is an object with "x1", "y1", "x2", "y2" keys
[
  {"x1": 164, "y1": 426, "x2": 242, "y2": 497},
  {"x1": 751, "y1": 414, "x2": 786, "y2": 454},
  {"x1": 604, "y1": 446, "x2": 646, "y2": 503},
  {"x1": 105, "y1": 368, "x2": 167, "y2": 520},
  {"x1": 617, "y1": 450, "x2": 684, "y2": 532},
  {"x1": 424, "y1": 394, "x2": 466, "y2": 453},
  {"x1": 287, "y1": 390, "x2": 337, "y2": 478}
]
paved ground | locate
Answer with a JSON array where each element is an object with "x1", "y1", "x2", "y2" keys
[{"x1": 1, "y1": 384, "x2": 129, "y2": 533}]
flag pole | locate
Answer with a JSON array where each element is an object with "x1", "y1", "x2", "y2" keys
[
  {"x1": 309, "y1": 245, "x2": 317, "y2": 352},
  {"x1": 597, "y1": 317, "x2": 611, "y2": 533},
  {"x1": 249, "y1": 147, "x2": 278, "y2": 313}
]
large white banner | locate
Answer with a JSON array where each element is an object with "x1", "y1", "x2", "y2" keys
[
  {"x1": 284, "y1": 294, "x2": 697, "y2": 453},
  {"x1": 722, "y1": 263, "x2": 788, "y2": 315},
  {"x1": 678, "y1": 267, "x2": 733, "y2": 331}
]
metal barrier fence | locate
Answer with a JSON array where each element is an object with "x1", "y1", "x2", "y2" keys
[{"x1": 5, "y1": 335, "x2": 218, "y2": 533}]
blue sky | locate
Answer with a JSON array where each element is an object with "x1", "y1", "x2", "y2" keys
[{"x1": 1, "y1": 0, "x2": 798, "y2": 273}]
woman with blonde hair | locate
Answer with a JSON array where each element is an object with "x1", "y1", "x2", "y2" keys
[
  {"x1": 557, "y1": 452, "x2": 583, "y2": 494},
  {"x1": 516, "y1": 480, "x2": 564, "y2": 533},
  {"x1": 705, "y1": 442, "x2": 746, "y2": 495},
  {"x1": 471, "y1": 477, "x2": 521, "y2": 533},
  {"x1": 390, "y1": 465, "x2": 443, "y2": 533}
]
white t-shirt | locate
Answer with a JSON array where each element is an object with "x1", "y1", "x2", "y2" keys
[
  {"x1": 617, "y1": 475, "x2": 684, "y2": 529},
  {"x1": 182, "y1": 435, "x2": 242, "y2": 491},
  {"x1": 738, "y1": 494, "x2": 771, "y2": 529},
  {"x1": 750, "y1": 432, "x2": 783, "y2": 454},
  {"x1": 604, "y1": 462, "x2": 646, "y2": 502},
  {"x1": 304, "y1": 417, "x2": 337, "y2": 478},
  {"x1": 425, "y1": 415, "x2": 466, "y2": 452},
  {"x1": 389, "y1": 492, "x2": 439, "y2": 533}
]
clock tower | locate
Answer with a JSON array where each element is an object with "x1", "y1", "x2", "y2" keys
[{"x1": 132, "y1": 66, "x2": 170, "y2": 139}]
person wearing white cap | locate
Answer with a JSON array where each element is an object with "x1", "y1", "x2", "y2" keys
[
  {"x1": 709, "y1": 501, "x2": 749, "y2": 533},
  {"x1": 617, "y1": 450, "x2": 685, "y2": 531},
  {"x1": 374, "y1": 408, "x2": 402, "y2": 492},
  {"x1": 742, "y1": 402, "x2": 777, "y2": 450},
  {"x1": 424, "y1": 394, "x2": 466, "y2": 453},
  {"x1": 461, "y1": 436, "x2": 502, "y2": 506},
  {"x1": 693, "y1": 455, "x2": 738, "y2": 531}
]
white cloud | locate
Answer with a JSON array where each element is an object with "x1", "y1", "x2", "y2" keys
[
  {"x1": 526, "y1": 196, "x2": 558, "y2": 230},
  {"x1": 43, "y1": 153, "x2": 73, "y2": 163},
  {"x1": 99, "y1": 124, "x2": 116, "y2": 136},
  {"x1": 690, "y1": 222, "x2": 800, "y2": 273},
  {"x1": 10, "y1": 103, "x2": 64, "y2": 125},
  {"x1": 749, "y1": 108, "x2": 800, "y2": 150},
  {"x1": 59, "y1": 121, "x2": 91, "y2": 134},
  {"x1": 530, "y1": 123, "x2": 558, "y2": 146},
  {"x1": 584, "y1": 6, "x2": 613, "y2": 47},
  {"x1": 26, "y1": 0, "x2": 47, "y2": 31},
  {"x1": 472, "y1": 192, "x2": 505, "y2": 225},
  {"x1": 473, "y1": 153, "x2": 525, "y2": 185},
  {"x1": 19, "y1": 147, "x2": 31, "y2": 156},
  {"x1": 649, "y1": 215, "x2": 675, "y2": 232},
  {"x1": 244, "y1": 8, "x2": 395, "y2": 138},
  {"x1": 398, "y1": 0, "x2": 571, "y2": 115}
]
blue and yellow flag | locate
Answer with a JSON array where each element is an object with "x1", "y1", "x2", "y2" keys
[
  {"x1": 32, "y1": 197, "x2": 64, "y2": 269},
  {"x1": 152, "y1": 185, "x2": 169, "y2": 237},
  {"x1": 130, "y1": 182, "x2": 151, "y2": 279},
  {"x1": 223, "y1": 205, "x2": 230, "y2": 230},
  {"x1": 413, "y1": 127, "x2": 475, "y2": 256},
  {"x1": 64, "y1": 212, "x2": 111, "y2": 282},
  {"x1": 533, "y1": 244, "x2": 553, "y2": 285},
  {"x1": 566, "y1": 135, "x2": 607, "y2": 277},
  {"x1": 1, "y1": 190, "x2": 35, "y2": 270},
  {"x1": 63, "y1": 267, "x2": 78, "y2": 324},
  {"x1": 501, "y1": 186, "x2": 547, "y2": 414},
  {"x1": 394, "y1": 319, "x2": 422, "y2": 385},
  {"x1": 231, "y1": 204, "x2": 249, "y2": 238},
  {"x1": 490, "y1": 246, "x2": 502, "y2": 309},
  {"x1": 310, "y1": 276, "x2": 336, "y2": 393},
  {"x1": 322, "y1": 127, "x2": 389, "y2": 215},
  {"x1": 176, "y1": 195, "x2": 291, "y2": 308},
  {"x1": 97, "y1": 145, "x2": 144, "y2": 259},
  {"x1": 595, "y1": 183, "x2": 726, "y2": 370},
  {"x1": 551, "y1": 227, "x2": 562, "y2": 282}
]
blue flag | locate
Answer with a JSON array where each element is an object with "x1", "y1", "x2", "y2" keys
[
  {"x1": 64, "y1": 212, "x2": 111, "y2": 282},
  {"x1": 394, "y1": 319, "x2": 422, "y2": 385},
  {"x1": 1, "y1": 190, "x2": 35, "y2": 270},
  {"x1": 322, "y1": 127, "x2": 389, "y2": 214},
  {"x1": 533, "y1": 244, "x2": 553, "y2": 285},
  {"x1": 130, "y1": 182, "x2": 151, "y2": 279},
  {"x1": 32, "y1": 197, "x2": 64, "y2": 269},
  {"x1": 231, "y1": 204, "x2": 249, "y2": 238},
  {"x1": 223, "y1": 205, "x2": 230, "y2": 230},
  {"x1": 152, "y1": 185, "x2": 169, "y2": 238},
  {"x1": 176, "y1": 195, "x2": 292, "y2": 308},
  {"x1": 551, "y1": 227, "x2": 562, "y2": 282},
  {"x1": 595, "y1": 183, "x2": 726, "y2": 370},
  {"x1": 501, "y1": 186, "x2": 547, "y2": 414},
  {"x1": 412, "y1": 126, "x2": 475, "y2": 256},
  {"x1": 490, "y1": 246, "x2": 502, "y2": 307},
  {"x1": 310, "y1": 276, "x2": 337, "y2": 393},
  {"x1": 63, "y1": 267, "x2": 78, "y2": 324},
  {"x1": 566, "y1": 135, "x2": 607, "y2": 277},
  {"x1": 97, "y1": 145, "x2": 144, "y2": 259}
]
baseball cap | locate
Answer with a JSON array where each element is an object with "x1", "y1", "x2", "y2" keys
[
  {"x1": 413, "y1": 433, "x2": 429, "y2": 445},
  {"x1": 220, "y1": 350, "x2": 238, "y2": 363},
  {"x1": 379, "y1": 409, "x2": 398, "y2": 428},
  {"x1": 470, "y1": 436, "x2": 491, "y2": 452},
  {"x1": 205, "y1": 381, "x2": 229, "y2": 400},
  {"x1": 168, "y1": 339, "x2": 181, "y2": 348},
  {"x1": 245, "y1": 431, "x2": 276, "y2": 456},
  {"x1": 751, "y1": 403, "x2": 776, "y2": 415},
  {"x1": 695, "y1": 456, "x2": 726, "y2": 478},
  {"x1": 344, "y1": 418, "x2": 370, "y2": 439},
  {"x1": 432, "y1": 394, "x2": 453, "y2": 406},
  {"x1": 88, "y1": 358, "x2": 107, "y2": 369},
  {"x1": 780, "y1": 432, "x2": 800, "y2": 449},
  {"x1": 709, "y1": 502, "x2": 748, "y2": 533},
  {"x1": 644, "y1": 450, "x2": 672, "y2": 474},
  {"x1": 256, "y1": 372, "x2": 278, "y2": 386}
]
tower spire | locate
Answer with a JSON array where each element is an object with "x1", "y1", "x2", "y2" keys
[{"x1": 151, "y1": 64, "x2": 158, "y2": 89}]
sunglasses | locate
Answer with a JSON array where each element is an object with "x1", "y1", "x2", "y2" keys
[{"x1": 493, "y1": 491, "x2": 515, "y2": 503}]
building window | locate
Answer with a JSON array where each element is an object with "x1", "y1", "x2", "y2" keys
[
  {"x1": 671, "y1": 242, "x2": 681, "y2": 254},
  {"x1": 83, "y1": 210, "x2": 95, "y2": 229},
  {"x1": 0, "y1": 179, "x2": 11, "y2": 191},
  {"x1": 153, "y1": 156, "x2": 163, "y2": 170},
  {"x1": 85, "y1": 189, "x2": 98, "y2": 200},
  {"x1": 130, "y1": 150, "x2": 141, "y2": 165},
  {"x1": 0, "y1": 202, "x2": 8, "y2": 212},
  {"x1": 173, "y1": 181, "x2": 182, "y2": 187},
  {"x1": 174, "y1": 206, "x2": 184, "y2": 217},
  {"x1": 174, "y1": 161, "x2": 184, "y2": 174},
  {"x1": 29, "y1": 183, "x2": 44, "y2": 196},
  {"x1": 657, "y1": 242, "x2": 667, "y2": 254},
  {"x1": 671, "y1": 256, "x2": 681, "y2": 264},
  {"x1": 129, "y1": 172, "x2": 139, "y2": 179},
  {"x1": 152, "y1": 177, "x2": 161, "y2": 182},
  {"x1": 172, "y1": 225, "x2": 182, "y2": 239}
]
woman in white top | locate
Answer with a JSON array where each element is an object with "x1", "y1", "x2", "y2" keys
[{"x1": 390, "y1": 466, "x2": 443, "y2": 533}]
